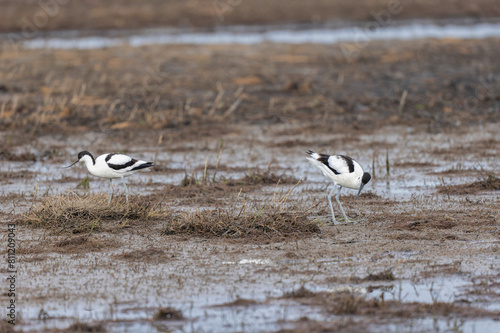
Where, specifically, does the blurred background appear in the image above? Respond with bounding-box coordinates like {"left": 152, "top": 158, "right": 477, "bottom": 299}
{"left": 1, "top": 0, "right": 499, "bottom": 136}
{"left": 1, "top": 0, "right": 500, "bottom": 32}
{"left": 2, "top": 2, "right": 500, "bottom": 333}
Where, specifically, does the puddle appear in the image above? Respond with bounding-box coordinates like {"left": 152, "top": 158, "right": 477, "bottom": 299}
{"left": 1, "top": 123, "right": 498, "bottom": 205}
{"left": 223, "top": 258, "right": 273, "bottom": 265}
{"left": 3, "top": 126, "right": 499, "bottom": 332}
{"left": 10, "top": 20, "right": 500, "bottom": 50}
{"left": 17, "top": 254, "right": 500, "bottom": 333}
{"left": 370, "top": 317, "right": 500, "bottom": 333}
{"left": 368, "top": 276, "right": 469, "bottom": 304}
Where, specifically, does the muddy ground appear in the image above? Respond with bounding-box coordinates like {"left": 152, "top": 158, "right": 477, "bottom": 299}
{"left": 1, "top": 0, "right": 500, "bottom": 33}
{"left": 0, "top": 3, "right": 499, "bottom": 333}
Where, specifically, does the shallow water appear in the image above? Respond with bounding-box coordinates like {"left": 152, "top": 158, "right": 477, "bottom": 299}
{"left": 14, "top": 20, "right": 500, "bottom": 50}
{"left": 3, "top": 123, "right": 499, "bottom": 332}
{"left": 18, "top": 253, "right": 500, "bottom": 333}
{"left": 0, "top": 123, "right": 498, "bottom": 203}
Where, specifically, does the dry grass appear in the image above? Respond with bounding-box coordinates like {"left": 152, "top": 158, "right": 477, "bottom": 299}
{"left": 62, "top": 322, "right": 106, "bottom": 332}
{"left": 2, "top": 39, "right": 500, "bottom": 138}
{"left": 363, "top": 269, "right": 395, "bottom": 281}
{"left": 2, "top": 0, "right": 499, "bottom": 33}
{"left": 54, "top": 235, "right": 121, "bottom": 253}
{"left": 19, "top": 194, "right": 171, "bottom": 233}
{"left": 163, "top": 205, "right": 320, "bottom": 239}
{"left": 114, "top": 247, "right": 171, "bottom": 263}
{"left": 152, "top": 307, "right": 184, "bottom": 321}
{"left": 162, "top": 179, "right": 321, "bottom": 239}
{"left": 283, "top": 286, "right": 317, "bottom": 299}
{"left": 226, "top": 170, "right": 299, "bottom": 186}
{"left": 438, "top": 174, "right": 500, "bottom": 195}
{"left": 212, "top": 298, "right": 259, "bottom": 307}
{"left": 327, "top": 291, "right": 369, "bottom": 315}
{"left": 0, "top": 320, "right": 15, "bottom": 333}
{"left": 390, "top": 214, "right": 458, "bottom": 231}
{"left": 18, "top": 183, "right": 321, "bottom": 239}
{"left": 0, "top": 148, "right": 36, "bottom": 162}
{"left": 180, "top": 167, "right": 298, "bottom": 187}
{"left": 287, "top": 288, "right": 500, "bottom": 319}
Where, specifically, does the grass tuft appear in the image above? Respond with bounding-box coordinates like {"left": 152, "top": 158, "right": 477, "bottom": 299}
{"left": 152, "top": 307, "right": 184, "bottom": 321}
{"left": 163, "top": 181, "right": 320, "bottom": 239}
{"left": 163, "top": 207, "right": 319, "bottom": 239}
{"left": 438, "top": 174, "right": 500, "bottom": 195}
{"left": 283, "top": 286, "right": 316, "bottom": 299}
{"left": 63, "top": 322, "right": 106, "bottom": 332}
{"left": 19, "top": 194, "right": 171, "bottom": 234}
{"left": 164, "top": 181, "right": 320, "bottom": 238}
{"left": 364, "top": 269, "right": 395, "bottom": 281}
{"left": 328, "top": 291, "right": 367, "bottom": 315}
{"left": 227, "top": 170, "right": 298, "bottom": 186}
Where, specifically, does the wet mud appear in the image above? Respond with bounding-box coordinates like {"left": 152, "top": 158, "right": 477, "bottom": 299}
{"left": 0, "top": 6, "right": 499, "bottom": 333}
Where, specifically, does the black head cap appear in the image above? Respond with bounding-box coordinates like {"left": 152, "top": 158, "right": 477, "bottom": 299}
{"left": 77, "top": 151, "right": 91, "bottom": 159}
{"left": 77, "top": 151, "right": 95, "bottom": 164}
{"left": 77, "top": 151, "right": 91, "bottom": 158}
{"left": 362, "top": 172, "right": 371, "bottom": 185}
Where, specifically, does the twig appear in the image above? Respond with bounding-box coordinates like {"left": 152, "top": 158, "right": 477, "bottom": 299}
{"left": 208, "top": 82, "right": 224, "bottom": 119}
{"left": 276, "top": 177, "right": 302, "bottom": 213}
{"left": 212, "top": 148, "right": 223, "bottom": 183}
{"left": 153, "top": 134, "right": 163, "bottom": 165}
{"left": 203, "top": 156, "right": 209, "bottom": 183}
{"left": 398, "top": 89, "right": 408, "bottom": 115}
{"left": 221, "top": 98, "right": 242, "bottom": 120}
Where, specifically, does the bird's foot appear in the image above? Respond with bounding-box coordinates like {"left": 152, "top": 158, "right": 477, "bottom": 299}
{"left": 316, "top": 215, "right": 358, "bottom": 225}
{"left": 336, "top": 216, "right": 358, "bottom": 224}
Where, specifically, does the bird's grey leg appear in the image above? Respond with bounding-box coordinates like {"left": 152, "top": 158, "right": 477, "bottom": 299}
{"left": 335, "top": 186, "right": 350, "bottom": 223}
{"left": 327, "top": 187, "right": 337, "bottom": 224}
{"left": 108, "top": 179, "right": 114, "bottom": 204}
{"left": 121, "top": 177, "right": 129, "bottom": 202}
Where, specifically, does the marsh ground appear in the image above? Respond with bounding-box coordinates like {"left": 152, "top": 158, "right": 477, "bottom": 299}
{"left": 0, "top": 1, "right": 499, "bottom": 332}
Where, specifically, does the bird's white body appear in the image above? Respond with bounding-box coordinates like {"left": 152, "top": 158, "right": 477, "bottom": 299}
{"left": 65, "top": 151, "right": 153, "bottom": 202}
{"left": 306, "top": 152, "right": 364, "bottom": 190}
{"left": 80, "top": 153, "right": 150, "bottom": 179}
{"left": 306, "top": 150, "right": 371, "bottom": 224}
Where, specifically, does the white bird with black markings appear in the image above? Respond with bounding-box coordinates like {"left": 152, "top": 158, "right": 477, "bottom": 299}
{"left": 306, "top": 150, "right": 371, "bottom": 224}
{"left": 65, "top": 151, "right": 153, "bottom": 203}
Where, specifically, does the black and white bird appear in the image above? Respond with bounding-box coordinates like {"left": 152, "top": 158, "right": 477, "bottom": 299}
{"left": 65, "top": 151, "right": 153, "bottom": 203}
{"left": 306, "top": 150, "right": 371, "bottom": 224}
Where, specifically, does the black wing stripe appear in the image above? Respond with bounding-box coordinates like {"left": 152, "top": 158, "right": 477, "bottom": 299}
{"left": 108, "top": 159, "right": 137, "bottom": 170}
{"left": 339, "top": 155, "right": 355, "bottom": 173}
{"left": 317, "top": 154, "right": 340, "bottom": 175}
{"left": 131, "top": 162, "right": 153, "bottom": 171}
{"left": 105, "top": 153, "right": 115, "bottom": 162}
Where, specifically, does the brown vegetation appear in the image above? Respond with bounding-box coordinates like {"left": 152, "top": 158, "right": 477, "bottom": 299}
{"left": 2, "top": 0, "right": 499, "bottom": 33}
{"left": 19, "top": 194, "right": 171, "bottom": 233}
{"left": 162, "top": 204, "right": 320, "bottom": 239}
{"left": 3, "top": 2, "right": 500, "bottom": 331}
{"left": 284, "top": 288, "right": 500, "bottom": 319}
{"left": 438, "top": 174, "right": 500, "bottom": 195}
{"left": 1, "top": 38, "right": 499, "bottom": 139}
{"left": 152, "top": 307, "right": 184, "bottom": 321}
{"left": 61, "top": 322, "right": 106, "bottom": 333}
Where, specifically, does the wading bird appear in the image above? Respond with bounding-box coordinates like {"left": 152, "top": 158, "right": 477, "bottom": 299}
{"left": 65, "top": 151, "right": 153, "bottom": 203}
{"left": 306, "top": 150, "right": 371, "bottom": 224}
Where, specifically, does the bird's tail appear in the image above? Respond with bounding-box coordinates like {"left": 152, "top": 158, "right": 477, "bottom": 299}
{"left": 306, "top": 150, "right": 320, "bottom": 160}
{"left": 131, "top": 161, "right": 154, "bottom": 171}
{"left": 306, "top": 150, "right": 336, "bottom": 181}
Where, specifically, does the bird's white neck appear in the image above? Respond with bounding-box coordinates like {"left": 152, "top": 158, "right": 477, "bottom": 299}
{"left": 80, "top": 155, "right": 95, "bottom": 171}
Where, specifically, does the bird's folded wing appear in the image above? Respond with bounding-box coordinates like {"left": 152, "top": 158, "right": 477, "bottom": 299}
{"left": 106, "top": 154, "right": 138, "bottom": 171}
{"left": 325, "top": 155, "right": 354, "bottom": 175}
